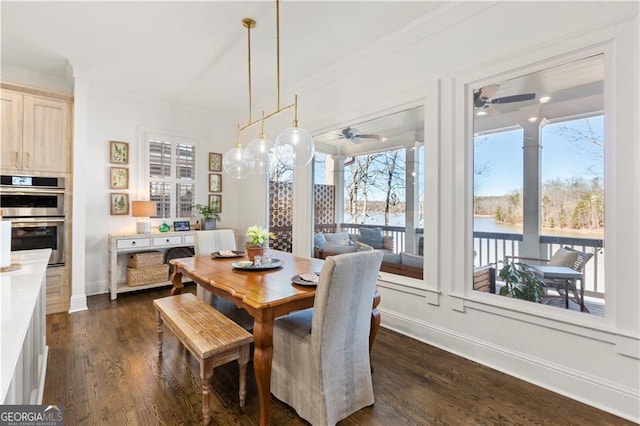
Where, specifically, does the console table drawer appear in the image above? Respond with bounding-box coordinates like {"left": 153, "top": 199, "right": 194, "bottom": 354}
{"left": 117, "top": 238, "right": 151, "bottom": 249}
{"left": 183, "top": 235, "right": 195, "bottom": 244}
{"left": 153, "top": 236, "right": 183, "bottom": 246}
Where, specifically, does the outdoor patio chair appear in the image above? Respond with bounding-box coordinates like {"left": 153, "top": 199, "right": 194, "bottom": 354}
{"left": 506, "top": 246, "right": 593, "bottom": 311}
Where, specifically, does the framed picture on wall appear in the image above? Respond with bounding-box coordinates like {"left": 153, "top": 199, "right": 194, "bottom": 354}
{"left": 110, "top": 167, "right": 129, "bottom": 189}
{"left": 209, "top": 152, "right": 222, "bottom": 172}
{"left": 209, "top": 173, "right": 222, "bottom": 192}
{"left": 110, "top": 193, "right": 129, "bottom": 215}
{"left": 209, "top": 194, "right": 222, "bottom": 213}
{"left": 110, "top": 140, "right": 129, "bottom": 164}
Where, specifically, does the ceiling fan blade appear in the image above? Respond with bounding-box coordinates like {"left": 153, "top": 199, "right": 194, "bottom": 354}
{"left": 491, "top": 93, "right": 536, "bottom": 104}
{"left": 486, "top": 106, "right": 500, "bottom": 117}
{"left": 356, "top": 134, "right": 379, "bottom": 139}
{"left": 479, "top": 84, "right": 500, "bottom": 100}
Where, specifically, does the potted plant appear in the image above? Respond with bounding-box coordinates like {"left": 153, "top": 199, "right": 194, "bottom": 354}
{"left": 498, "top": 261, "right": 544, "bottom": 303}
{"left": 245, "top": 226, "right": 276, "bottom": 261}
{"left": 192, "top": 204, "right": 220, "bottom": 230}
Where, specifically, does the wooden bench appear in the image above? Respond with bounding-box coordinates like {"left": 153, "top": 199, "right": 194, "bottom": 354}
{"left": 153, "top": 293, "right": 253, "bottom": 425}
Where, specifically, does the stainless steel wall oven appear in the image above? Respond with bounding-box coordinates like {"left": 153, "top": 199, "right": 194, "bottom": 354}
{"left": 1, "top": 175, "right": 66, "bottom": 266}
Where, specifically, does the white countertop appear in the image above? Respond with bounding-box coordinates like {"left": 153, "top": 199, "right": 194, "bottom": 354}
{"left": 0, "top": 249, "right": 50, "bottom": 402}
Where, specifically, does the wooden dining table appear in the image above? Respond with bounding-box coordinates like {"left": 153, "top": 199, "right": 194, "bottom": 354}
{"left": 168, "top": 250, "right": 381, "bottom": 426}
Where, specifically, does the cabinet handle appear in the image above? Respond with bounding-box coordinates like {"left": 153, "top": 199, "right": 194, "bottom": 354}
{"left": 165, "top": 238, "right": 170, "bottom": 243}
{"left": 26, "top": 152, "right": 31, "bottom": 169}
{"left": 131, "top": 241, "right": 136, "bottom": 245}
{"left": 15, "top": 151, "right": 19, "bottom": 168}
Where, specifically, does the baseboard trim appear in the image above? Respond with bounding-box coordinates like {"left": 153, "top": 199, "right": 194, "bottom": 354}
{"left": 68, "top": 294, "right": 88, "bottom": 313}
{"left": 379, "top": 308, "right": 640, "bottom": 423}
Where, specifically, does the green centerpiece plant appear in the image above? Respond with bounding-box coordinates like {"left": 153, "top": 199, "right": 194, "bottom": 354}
{"left": 245, "top": 226, "right": 276, "bottom": 261}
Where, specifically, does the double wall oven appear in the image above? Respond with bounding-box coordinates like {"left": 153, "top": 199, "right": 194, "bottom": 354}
{"left": 1, "top": 175, "right": 66, "bottom": 266}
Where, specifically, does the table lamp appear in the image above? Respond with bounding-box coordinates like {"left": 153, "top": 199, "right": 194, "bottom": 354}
{"left": 132, "top": 201, "right": 156, "bottom": 234}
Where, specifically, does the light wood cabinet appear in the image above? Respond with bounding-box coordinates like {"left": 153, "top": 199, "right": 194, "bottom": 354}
{"left": 46, "top": 266, "right": 70, "bottom": 314}
{"left": 1, "top": 89, "right": 71, "bottom": 174}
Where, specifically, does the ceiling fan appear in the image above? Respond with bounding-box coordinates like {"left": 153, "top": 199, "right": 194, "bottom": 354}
{"left": 339, "top": 126, "right": 380, "bottom": 144}
{"left": 474, "top": 84, "right": 536, "bottom": 116}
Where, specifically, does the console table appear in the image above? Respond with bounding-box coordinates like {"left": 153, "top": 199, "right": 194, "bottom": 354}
{"left": 108, "top": 231, "right": 195, "bottom": 300}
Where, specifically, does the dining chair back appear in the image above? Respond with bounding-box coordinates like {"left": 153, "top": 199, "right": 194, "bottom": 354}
{"left": 270, "top": 250, "right": 384, "bottom": 426}
{"left": 194, "top": 229, "right": 237, "bottom": 255}
{"left": 194, "top": 229, "right": 253, "bottom": 330}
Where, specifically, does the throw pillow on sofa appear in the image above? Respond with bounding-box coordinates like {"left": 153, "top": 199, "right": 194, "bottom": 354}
{"left": 323, "top": 242, "right": 358, "bottom": 254}
{"left": 313, "top": 233, "right": 326, "bottom": 249}
{"left": 401, "top": 252, "right": 424, "bottom": 269}
{"left": 324, "top": 231, "right": 351, "bottom": 246}
{"left": 382, "top": 235, "right": 394, "bottom": 251}
{"left": 359, "top": 227, "right": 384, "bottom": 249}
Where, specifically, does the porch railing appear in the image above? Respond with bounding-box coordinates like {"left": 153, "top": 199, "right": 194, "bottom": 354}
{"left": 304, "top": 223, "right": 605, "bottom": 299}
{"left": 474, "top": 231, "right": 605, "bottom": 298}
{"left": 338, "top": 223, "right": 424, "bottom": 254}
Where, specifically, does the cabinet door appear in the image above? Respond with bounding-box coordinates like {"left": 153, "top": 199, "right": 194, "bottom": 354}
{"left": 0, "top": 91, "right": 24, "bottom": 171}
{"left": 22, "top": 96, "right": 70, "bottom": 173}
{"left": 46, "top": 266, "right": 70, "bottom": 314}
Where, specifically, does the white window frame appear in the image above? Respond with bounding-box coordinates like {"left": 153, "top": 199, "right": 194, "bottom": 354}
{"left": 138, "top": 129, "right": 199, "bottom": 225}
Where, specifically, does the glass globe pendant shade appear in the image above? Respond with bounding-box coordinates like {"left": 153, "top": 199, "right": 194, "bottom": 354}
{"left": 246, "top": 136, "right": 274, "bottom": 175}
{"left": 274, "top": 126, "right": 315, "bottom": 168}
{"left": 223, "top": 145, "right": 255, "bottom": 179}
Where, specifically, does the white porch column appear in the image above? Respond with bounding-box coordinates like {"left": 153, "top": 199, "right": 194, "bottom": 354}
{"left": 520, "top": 120, "right": 543, "bottom": 258}
{"left": 331, "top": 154, "right": 345, "bottom": 231}
{"left": 405, "top": 146, "right": 419, "bottom": 253}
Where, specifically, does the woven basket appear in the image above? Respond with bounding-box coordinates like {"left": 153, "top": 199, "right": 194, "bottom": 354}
{"left": 126, "top": 264, "right": 169, "bottom": 287}
{"left": 128, "top": 251, "right": 164, "bottom": 269}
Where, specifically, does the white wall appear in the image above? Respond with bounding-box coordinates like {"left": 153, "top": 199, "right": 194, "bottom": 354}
{"left": 291, "top": 2, "right": 639, "bottom": 422}
{"left": 81, "top": 88, "right": 244, "bottom": 295}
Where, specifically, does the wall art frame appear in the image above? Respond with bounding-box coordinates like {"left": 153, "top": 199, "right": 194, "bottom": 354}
{"left": 110, "top": 140, "right": 129, "bottom": 164}
{"left": 209, "top": 194, "right": 222, "bottom": 213}
{"left": 209, "top": 173, "right": 222, "bottom": 192}
{"left": 209, "top": 152, "right": 222, "bottom": 172}
{"left": 110, "top": 193, "right": 129, "bottom": 215}
{"left": 110, "top": 167, "right": 129, "bottom": 189}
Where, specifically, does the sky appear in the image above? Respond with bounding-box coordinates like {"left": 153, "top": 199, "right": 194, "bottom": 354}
{"left": 474, "top": 116, "right": 604, "bottom": 197}
{"left": 312, "top": 116, "right": 603, "bottom": 200}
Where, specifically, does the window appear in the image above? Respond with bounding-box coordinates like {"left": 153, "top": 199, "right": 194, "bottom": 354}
{"left": 148, "top": 135, "right": 196, "bottom": 219}
{"left": 312, "top": 106, "right": 425, "bottom": 279}
{"left": 471, "top": 54, "right": 605, "bottom": 316}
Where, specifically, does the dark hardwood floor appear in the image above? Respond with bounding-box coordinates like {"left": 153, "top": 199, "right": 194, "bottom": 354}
{"left": 44, "top": 285, "right": 631, "bottom": 425}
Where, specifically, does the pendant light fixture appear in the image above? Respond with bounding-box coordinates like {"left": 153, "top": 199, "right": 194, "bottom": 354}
{"left": 247, "top": 111, "right": 274, "bottom": 175}
{"left": 223, "top": 124, "right": 255, "bottom": 180}
{"left": 223, "top": 0, "right": 314, "bottom": 179}
{"left": 223, "top": 18, "right": 257, "bottom": 180}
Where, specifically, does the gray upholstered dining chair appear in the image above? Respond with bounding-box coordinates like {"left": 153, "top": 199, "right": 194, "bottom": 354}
{"left": 193, "top": 229, "right": 253, "bottom": 330}
{"left": 270, "top": 250, "right": 384, "bottom": 426}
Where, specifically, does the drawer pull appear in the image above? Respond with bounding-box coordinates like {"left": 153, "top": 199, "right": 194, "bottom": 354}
{"left": 166, "top": 238, "right": 170, "bottom": 243}
{"left": 132, "top": 241, "right": 136, "bottom": 245}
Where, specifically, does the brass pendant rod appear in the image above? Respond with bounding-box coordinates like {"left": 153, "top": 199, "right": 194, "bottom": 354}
{"left": 242, "top": 18, "right": 256, "bottom": 124}
{"left": 260, "top": 111, "right": 266, "bottom": 139}
{"left": 276, "top": 0, "right": 281, "bottom": 110}
{"left": 238, "top": 101, "right": 295, "bottom": 132}
{"left": 292, "top": 94, "right": 299, "bottom": 127}
{"left": 236, "top": 123, "right": 242, "bottom": 147}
